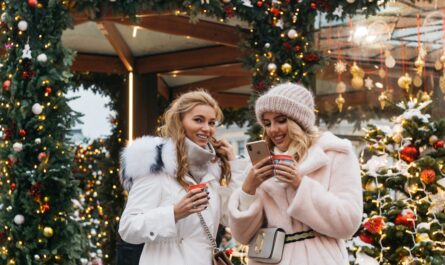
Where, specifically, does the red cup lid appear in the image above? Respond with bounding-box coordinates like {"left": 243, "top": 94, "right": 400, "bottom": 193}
{"left": 272, "top": 154, "right": 293, "bottom": 160}
{"left": 188, "top": 183, "right": 208, "bottom": 191}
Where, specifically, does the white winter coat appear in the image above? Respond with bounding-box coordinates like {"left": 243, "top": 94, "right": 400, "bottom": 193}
{"left": 119, "top": 136, "right": 246, "bottom": 265}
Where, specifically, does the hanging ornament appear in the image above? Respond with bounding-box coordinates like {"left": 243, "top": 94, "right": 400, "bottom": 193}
{"left": 395, "top": 209, "right": 416, "bottom": 229}
{"left": 384, "top": 49, "right": 396, "bottom": 68}
{"left": 200, "top": 0, "right": 210, "bottom": 4}
{"left": 336, "top": 81, "right": 346, "bottom": 94}
{"left": 435, "top": 59, "right": 443, "bottom": 71}
{"left": 222, "top": 0, "right": 231, "bottom": 3}
{"left": 378, "top": 92, "right": 388, "bottom": 110}
{"left": 350, "top": 62, "right": 364, "bottom": 89}
{"left": 281, "top": 63, "right": 292, "bottom": 74}
{"left": 28, "top": 0, "right": 38, "bottom": 7}
{"left": 275, "top": 19, "right": 283, "bottom": 29}
{"left": 3, "top": 80, "right": 11, "bottom": 91}
{"left": 416, "top": 233, "right": 431, "bottom": 243}
{"left": 400, "top": 145, "right": 419, "bottom": 163}
{"left": 38, "top": 152, "right": 47, "bottom": 161}
{"left": 365, "top": 181, "right": 377, "bottom": 192}
{"left": 358, "top": 232, "right": 373, "bottom": 244}
{"left": 34, "top": 255, "right": 40, "bottom": 261}
{"left": 420, "top": 168, "right": 436, "bottom": 184}
{"left": 434, "top": 140, "right": 444, "bottom": 149}
{"left": 35, "top": 138, "right": 41, "bottom": 144}
{"left": 378, "top": 68, "right": 386, "bottom": 79}
{"left": 37, "top": 53, "right": 47, "bottom": 63}
{"left": 334, "top": 60, "right": 347, "bottom": 74}
{"left": 32, "top": 103, "right": 43, "bottom": 115}
{"left": 413, "top": 75, "right": 422, "bottom": 87}
{"left": 44, "top": 86, "right": 52, "bottom": 95}
{"left": 256, "top": 1, "right": 263, "bottom": 7}
{"left": 40, "top": 203, "right": 50, "bottom": 213}
{"left": 12, "top": 142, "right": 23, "bottom": 152}
{"left": 414, "top": 56, "right": 425, "bottom": 76}
{"left": 264, "top": 43, "right": 270, "bottom": 49}
{"left": 429, "top": 135, "right": 438, "bottom": 145}
{"left": 420, "top": 91, "right": 430, "bottom": 102}
{"left": 346, "top": 0, "right": 356, "bottom": 3}
{"left": 18, "top": 20, "right": 28, "bottom": 31}
{"left": 397, "top": 73, "right": 412, "bottom": 92}
{"left": 43, "top": 227, "right": 54, "bottom": 237}
{"left": 14, "top": 214, "right": 25, "bottom": 225}
{"left": 310, "top": 2, "right": 317, "bottom": 10}
{"left": 392, "top": 133, "right": 402, "bottom": 144}
{"left": 363, "top": 216, "right": 384, "bottom": 234}
{"left": 270, "top": 7, "right": 280, "bottom": 17}
{"left": 10, "top": 183, "right": 17, "bottom": 191}
{"left": 267, "top": 63, "right": 277, "bottom": 73}
{"left": 364, "top": 77, "right": 374, "bottom": 90}
{"left": 21, "top": 44, "right": 32, "bottom": 59}
{"left": 287, "top": 29, "right": 298, "bottom": 39}
{"left": 19, "top": 129, "right": 26, "bottom": 137}
{"left": 335, "top": 94, "right": 345, "bottom": 112}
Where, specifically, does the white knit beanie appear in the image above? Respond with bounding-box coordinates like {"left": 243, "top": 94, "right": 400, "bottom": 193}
{"left": 255, "top": 82, "right": 316, "bottom": 132}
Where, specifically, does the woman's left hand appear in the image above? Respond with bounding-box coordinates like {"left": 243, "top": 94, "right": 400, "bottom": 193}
{"left": 213, "top": 139, "right": 236, "bottom": 161}
{"left": 274, "top": 162, "right": 301, "bottom": 189}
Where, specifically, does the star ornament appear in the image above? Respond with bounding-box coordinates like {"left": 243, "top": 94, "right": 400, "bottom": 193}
{"left": 334, "top": 60, "right": 347, "bottom": 74}
{"left": 365, "top": 77, "right": 374, "bottom": 90}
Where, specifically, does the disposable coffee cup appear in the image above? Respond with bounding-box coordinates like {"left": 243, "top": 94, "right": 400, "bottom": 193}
{"left": 188, "top": 183, "right": 208, "bottom": 193}
{"left": 272, "top": 154, "right": 294, "bottom": 181}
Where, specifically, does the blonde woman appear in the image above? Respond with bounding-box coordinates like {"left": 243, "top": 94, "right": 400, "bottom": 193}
{"left": 119, "top": 90, "right": 246, "bottom": 265}
{"left": 228, "top": 83, "right": 363, "bottom": 265}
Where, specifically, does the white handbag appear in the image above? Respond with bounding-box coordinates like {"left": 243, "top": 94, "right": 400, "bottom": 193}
{"left": 247, "top": 228, "right": 286, "bottom": 264}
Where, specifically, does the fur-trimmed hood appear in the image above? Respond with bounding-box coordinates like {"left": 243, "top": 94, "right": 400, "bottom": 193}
{"left": 120, "top": 136, "right": 177, "bottom": 190}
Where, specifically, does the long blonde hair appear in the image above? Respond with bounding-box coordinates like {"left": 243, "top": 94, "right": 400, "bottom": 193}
{"left": 263, "top": 119, "right": 319, "bottom": 162}
{"left": 159, "top": 90, "right": 231, "bottom": 189}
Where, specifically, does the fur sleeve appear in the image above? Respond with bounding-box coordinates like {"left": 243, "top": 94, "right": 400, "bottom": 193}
{"left": 120, "top": 136, "right": 177, "bottom": 191}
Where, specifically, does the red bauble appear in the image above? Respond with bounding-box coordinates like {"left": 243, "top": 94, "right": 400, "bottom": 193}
{"left": 363, "top": 216, "right": 384, "bottom": 234}
{"left": 2, "top": 128, "right": 11, "bottom": 140}
{"left": 359, "top": 232, "right": 374, "bottom": 244}
{"left": 303, "top": 52, "right": 319, "bottom": 63}
{"left": 28, "top": 0, "right": 38, "bottom": 7}
{"left": 224, "top": 7, "right": 235, "bottom": 17}
{"left": 420, "top": 168, "right": 436, "bottom": 184}
{"left": 10, "top": 183, "right": 16, "bottom": 191}
{"left": 395, "top": 210, "right": 416, "bottom": 229}
{"left": 294, "top": 45, "right": 302, "bottom": 53}
{"left": 400, "top": 145, "right": 419, "bottom": 163}
{"left": 282, "top": 42, "right": 292, "bottom": 50}
{"left": 45, "top": 86, "right": 52, "bottom": 95}
{"left": 225, "top": 248, "right": 233, "bottom": 256}
{"left": 253, "top": 81, "right": 267, "bottom": 92}
{"left": 270, "top": 7, "right": 280, "bottom": 17}
{"left": 19, "top": 129, "right": 26, "bottom": 137}
{"left": 22, "top": 71, "right": 30, "bottom": 80}
{"left": 2, "top": 80, "right": 11, "bottom": 91}
{"left": 256, "top": 1, "right": 263, "bottom": 7}
{"left": 41, "top": 203, "right": 50, "bottom": 213}
{"left": 38, "top": 152, "right": 47, "bottom": 161}
{"left": 310, "top": 2, "right": 317, "bottom": 10}
{"left": 434, "top": 140, "right": 444, "bottom": 149}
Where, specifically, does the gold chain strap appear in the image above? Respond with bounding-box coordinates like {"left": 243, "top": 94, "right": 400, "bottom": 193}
{"left": 197, "top": 212, "right": 218, "bottom": 251}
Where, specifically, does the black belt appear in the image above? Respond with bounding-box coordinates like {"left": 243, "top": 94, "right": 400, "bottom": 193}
{"left": 285, "top": 230, "right": 316, "bottom": 243}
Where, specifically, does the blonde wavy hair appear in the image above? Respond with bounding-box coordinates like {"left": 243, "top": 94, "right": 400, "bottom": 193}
{"left": 264, "top": 119, "right": 319, "bottom": 162}
{"left": 158, "top": 90, "right": 231, "bottom": 189}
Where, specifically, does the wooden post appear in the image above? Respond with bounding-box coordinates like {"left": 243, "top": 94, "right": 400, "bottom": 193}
{"left": 132, "top": 73, "right": 159, "bottom": 138}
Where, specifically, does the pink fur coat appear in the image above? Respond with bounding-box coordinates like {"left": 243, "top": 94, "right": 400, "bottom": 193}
{"left": 228, "top": 132, "right": 363, "bottom": 265}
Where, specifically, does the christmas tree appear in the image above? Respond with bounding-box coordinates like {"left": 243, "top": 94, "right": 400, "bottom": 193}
{"left": 0, "top": 1, "right": 87, "bottom": 263}
{"left": 351, "top": 92, "right": 445, "bottom": 264}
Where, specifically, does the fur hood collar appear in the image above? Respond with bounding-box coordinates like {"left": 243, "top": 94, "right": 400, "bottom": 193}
{"left": 120, "top": 136, "right": 177, "bottom": 190}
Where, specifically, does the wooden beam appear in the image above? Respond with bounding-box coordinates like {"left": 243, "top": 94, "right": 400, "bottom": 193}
{"left": 97, "top": 21, "right": 134, "bottom": 72}
{"left": 136, "top": 46, "right": 243, "bottom": 74}
{"left": 71, "top": 53, "right": 127, "bottom": 74}
{"left": 211, "top": 93, "right": 250, "bottom": 108}
{"left": 103, "top": 15, "right": 241, "bottom": 47}
{"left": 173, "top": 76, "right": 251, "bottom": 95}
{"left": 163, "top": 63, "right": 250, "bottom": 77}
{"left": 157, "top": 76, "right": 170, "bottom": 100}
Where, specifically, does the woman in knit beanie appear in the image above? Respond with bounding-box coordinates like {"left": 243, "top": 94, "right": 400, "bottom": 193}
{"left": 228, "top": 82, "right": 363, "bottom": 265}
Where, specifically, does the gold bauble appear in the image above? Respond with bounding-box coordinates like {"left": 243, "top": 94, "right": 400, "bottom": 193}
{"left": 429, "top": 135, "right": 438, "bottom": 145}
{"left": 420, "top": 92, "right": 431, "bottom": 102}
{"left": 281, "top": 63, "right": 292, "bottom": 75}
{"left": 440, "top": 76, "right": 445, "bottom": 93}
{"left": 378, "top": 68, "right": 386, "bottom": 78}
{"left": 440, "top": 54, "right": 445, "bottom": 63}
{"left": 392, "top": 133, "right": 402, "bottom": 144}
{"left": 265, "top": 52, "right": 273, "bottom": 59}
{"left": 413, "top": 75, "right": 422, "bottom": 87}
{"left": 43, "top": 227, "right": 54, "bottom": 238}
{"left": 416, "top": 233, "right": 430, "bottom": 243}
{"left": 351, "top": 76, "right": 363, "bottom": 89}
{"left": 350, "top": 62, "right": 364, "bottom": 78}
{"left": 7, "top": 259, "right": 15, "bottom": 265}
{"left": 336, "top": 81, "right": 346, "bottom": 94}
{"left": 365, "top": 181, "right": 377, "bottom": 192}
{"left": 335, "top": 94, "right": 345, "bottom": 112}
{"left": 378, "top": 92, "right": 387, "bottom": 110}
{"left": 397, "top": 73, "right": 412, "bottom": 91}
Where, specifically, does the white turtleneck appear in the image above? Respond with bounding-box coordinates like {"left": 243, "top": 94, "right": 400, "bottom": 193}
{"left": 184, "top": 137, "right": 216, "bottom": 184}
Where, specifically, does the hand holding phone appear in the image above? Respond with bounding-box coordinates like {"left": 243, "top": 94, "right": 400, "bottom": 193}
{"left": 246, "top": 140, "right": 271, "bottom": 165}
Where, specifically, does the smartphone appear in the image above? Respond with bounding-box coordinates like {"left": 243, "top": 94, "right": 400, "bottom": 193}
{"left": 246, "top": 140, "right": 271, "bottom": 165}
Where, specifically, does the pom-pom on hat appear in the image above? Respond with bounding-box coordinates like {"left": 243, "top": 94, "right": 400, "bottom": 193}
{"left": 255, "top": 82, "right": 316, "bottom": 132}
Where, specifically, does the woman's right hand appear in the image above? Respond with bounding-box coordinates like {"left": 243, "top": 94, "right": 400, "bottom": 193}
{"left": 242, "top": 156, "right": 274, "bottom": 195}
{"left": 174, "top": 188, "right": 209, "bottom": 222}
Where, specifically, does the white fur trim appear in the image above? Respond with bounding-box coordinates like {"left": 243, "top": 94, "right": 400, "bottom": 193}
{"left": 317, "top": 131, "right": 352, "bottom": 153}
{"left": 120, "top": 136, "right": 177, "bottom": 190}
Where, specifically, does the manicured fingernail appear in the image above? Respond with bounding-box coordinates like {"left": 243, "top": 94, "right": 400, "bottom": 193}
{"left": 207, "top": 196, "right": 210, "bottom": 200}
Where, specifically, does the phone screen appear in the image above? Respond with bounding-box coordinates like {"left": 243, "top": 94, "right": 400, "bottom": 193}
{"left": 246, "top": 140, "right": 271, "bottom": 165}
